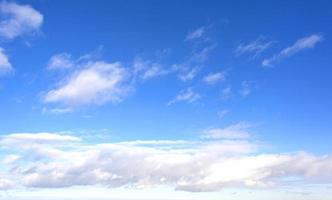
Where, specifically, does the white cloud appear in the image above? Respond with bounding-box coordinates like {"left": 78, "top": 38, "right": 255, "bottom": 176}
{"left": 186, "top": 27, "right": 206, "bottom": 41}
{"left": 1, "top": 132, "right": 332, "bottom": 192}
{"left": 43, "top": 61, "right": 130, "bottom": 108}
{"left": 0, "top": 2, "right": 43, "bottom": 39}
{"left": 201, "top": 122, "right": 252, "bottom": 139}
{"left": 177, "top": 66, "right": 200, "bottom": 82}
{"left": 47, "top": 53, "right": 74, "bottom": 70}
{"left": 262, "top": 34, "right": 323, "bottom": 67}
{"left": 235, "top": 37, "right": 274, "bottom": 57}
{"left": 203, "top": 72, "right": 225, "bottom": 85}
{"left": 133, "top": 57, "right": 169, "bottom": 80}
{"left": 168, "top": 88, "right": 200, "bottom": 105}
{"left": 0, "top": 47, "right": 12, "bottom": 73}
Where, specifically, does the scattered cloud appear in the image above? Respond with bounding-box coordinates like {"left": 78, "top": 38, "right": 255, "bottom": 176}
{"left": 262, "top": 34, "right": 323, "bottom": 67}
{"left": 221, "top": 86, "right": 233, "bottom": 100}
{"left": 132, "top": 57, "right": 169, "bottom": 81}
{"left": 201, "top": 122, "right": 252, "bottom": 139}
{"left": 43, "top": 60, "right": 131, "bottom": 108}
{"left": 177, "top": 65, "right": 201, "bottom": 82}
{"left": 235, "top": 37, "right": 274, "bottom": 57}
{"left": 0, "top": 2, "right": 43, "bottom": 40}
{"left": 47, "top": 53, "right": 75, "bottom": 70}
{"left": 186, "top": 26, "right": 206, "bottom": 41}
{"left": 168, "top": 88, "right": 200, "bottom": 105}
{"left": 239, "top": 81, "right": 252, "bottom": 97}
{"left": 0, "top": 47, "right": 12, "bottom": 73}
{"left": 217, "top": 109, "right": 229, "bottom": 118}
{"left": 203, "top": 72, "right": 226, "bottom": 85}
{"left": 1, "top": 132, "right": 332, "bottom": 192}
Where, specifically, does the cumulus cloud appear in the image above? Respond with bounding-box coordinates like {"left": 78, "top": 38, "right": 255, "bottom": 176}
{"left": 1, "top": 132, "right": 332, "bottom": 192}
{"left": 43, "top": 60, "right": 131, "bottom": 108}
{"left": 0, "top": 47, "right": 12, "bottom": 73}
{"left": 168, "top": 88, "right": 200, "bottom": 105}
{"left": 0, "top": 2, "right": 43, "bottom": 39}
{"left": 203, "top": 72, "right": 225, "bottom": 85}
{"left": 262, "top": 34, "right": 323, "bottom": 67}
{"left": 201, "top": 122, "right": 252, "bottom": 139}
{"left": 235, "top": 37, "right": 274, "bottom": 57}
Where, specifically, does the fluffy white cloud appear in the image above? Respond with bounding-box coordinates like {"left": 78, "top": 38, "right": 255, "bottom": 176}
{"left": 1, "top": 132, "right": 332, "bottom": 192}
{"left": 0, "top": 47, "right": 12, "bottom": 73}
{"left": 201, "top": 122, "right": 252, "bottom": 139}
{"left": 203, "top": 72, "right": 225, "bottom": 85}
{"left": 0, "top": 2, "right": 43, "bottom": 39}
{"left": 168, "top": 88, "right": 200, "bottom": 105}
{"left": 262, "top": 34, "right": 323, "bottom": 67}
{"left": 43, "top": 61, "right": 130, "bottom": 108}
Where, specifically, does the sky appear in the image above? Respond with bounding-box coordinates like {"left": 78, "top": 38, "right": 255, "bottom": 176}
{"left": 0, "top": 0, "right": 332, "bottom": 199}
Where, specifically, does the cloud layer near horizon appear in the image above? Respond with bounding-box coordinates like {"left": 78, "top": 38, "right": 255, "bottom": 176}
{"left": 1, "top": 132, "right": 332, "bottom": 192}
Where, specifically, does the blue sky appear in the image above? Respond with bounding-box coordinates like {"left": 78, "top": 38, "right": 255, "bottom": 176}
{"left": 0, "top": 1, "right": 332, "bottom": 199}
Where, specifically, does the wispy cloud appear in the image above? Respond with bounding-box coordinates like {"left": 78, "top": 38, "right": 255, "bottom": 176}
{"left": 47, "top": 53, "right": 75, "bottom": 70}
{"left": 221, "top": 86, "right": 233, "bottom": 100}
{"left": 201, "top": 122, "right": 252, "bottom": 139}
{"left": 0, "top": 47, "right": 12, "bottom": 73}
{"left": 0, "top": 2, "right": 43, "bottom": 40}
{"left": 185, "top": 26, "right": 206, "bottom": 41}
{"left": 203, "top": 72, "right": 226, "bottom": 85}
{"left": 239, "top": 81, "right": 252, "bottom": 97}
{"left": 132, "top": 57, "right": 169, "bottom": 81}
{"left": 168, "top": 88, "right": 200, "bottom": 105}
{"left": 235, "top": 37, "right": 274, "bottom": 57}
{"left": 217, "top": 109, "right": 229, "bottom": 118}
{"left": 262, "top": 34, "right": 323, "bottom": 67}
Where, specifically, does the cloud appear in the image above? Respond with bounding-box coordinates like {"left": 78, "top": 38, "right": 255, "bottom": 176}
{"left": 177, "top": 65, "right": 200, "bottom": 81}
{"left": 239, "top": 81, "right": 252, "bottom": 97}
{"left": 132, "top": 57, "right": 169, "bottom": 81}
{"left": 0, "top": 2, "right": 43, "bottom": 39}
{"left": 201, "top": 122, "right": 252, "bottom": 139}
{"left": 203, "top": 72, "right": 225, "bottom": 85}
{"left": 221, "top": 86, "right": 232, "bottom": 100}
{"left": 217, "top": 109, "right": 229, "bottom": 118}
{"left": 186, "top": 26, "right": 206, "bottom": 41}
{"left": 47, "top": 53, "right": 74, "bottom": 70}
{"left": 235, "top": 37, "right": 274, "bottom": 57}
{"left": 1, "top": 132, "right": 332, "bottom": 192}
{"left": 0, "top": 47, "right": 12, "bottom": 73}
{"left": 43, "top": 60, "right": 131, "bottom": 108}
{"left": 262, "top": 34, "right": 323, "bottom": 67}
{"left": 168, "top": 88, "right": 200, "bottom": 105}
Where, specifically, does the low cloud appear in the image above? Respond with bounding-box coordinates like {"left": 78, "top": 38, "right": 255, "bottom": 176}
{"left": 0, "top": 2, "right": 43, "bottom": 40}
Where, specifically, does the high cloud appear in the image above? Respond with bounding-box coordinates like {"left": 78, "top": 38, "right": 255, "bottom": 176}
{"left": 47, "top": 53, "right": 75, "bottom": 70}
{"left": 235, "top": 37, "right": 274, "bottom": 57}
{"left": 168, "top": 88, "right": 200, "bottom": 105}
{"left": 0, "top": 47, "right": 12, "bottom": 73}
{"left": 0, "top": 2, "right": 43, "bottom": 39}
{"left": 262, "top": 34, "right": 323, "bottom": 67}
{"left": 203, "top": 72, "right": 225, "bottom": 85}
{"left": 1, "top": 132, "right": 332, "bottom": 192}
